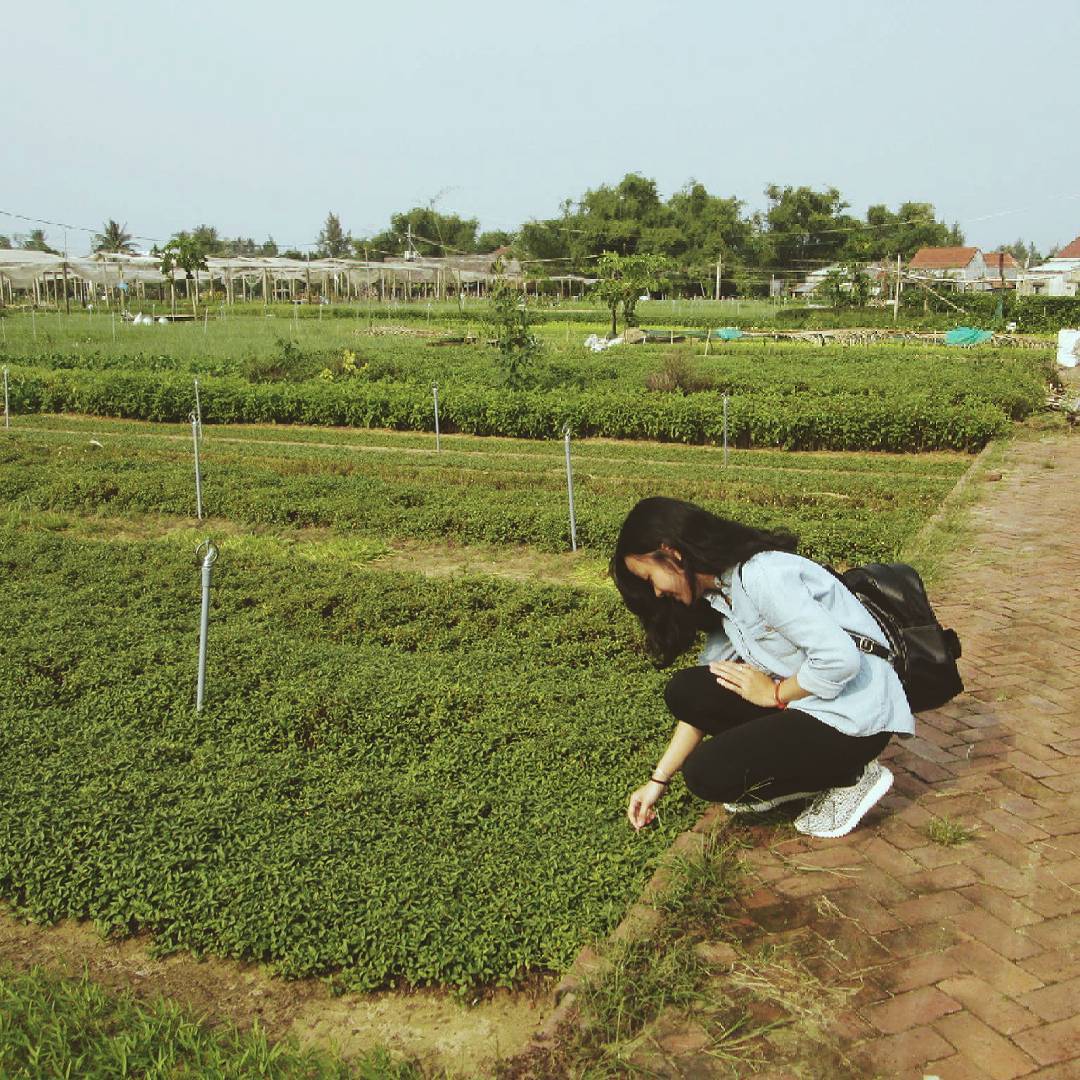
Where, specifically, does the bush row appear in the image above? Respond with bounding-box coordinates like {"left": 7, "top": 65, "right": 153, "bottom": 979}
{"left": 5, "top": 366, "right": 1012, "bottom": 451}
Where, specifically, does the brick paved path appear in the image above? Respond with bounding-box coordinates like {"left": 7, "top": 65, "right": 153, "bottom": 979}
{"left": 721, "top": 428, "right": 1080, "bottom": 1078}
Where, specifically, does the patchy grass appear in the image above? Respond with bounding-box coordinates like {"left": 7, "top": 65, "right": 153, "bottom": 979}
{"left": 926, "top": 816, "right": 976, "bottom": 847}
{"left": 0, "top": 964, "right": 420, "bottom": 1079}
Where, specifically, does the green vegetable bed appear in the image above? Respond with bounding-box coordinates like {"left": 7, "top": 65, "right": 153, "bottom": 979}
{"left": 1, "top": 418, "right": 969, "bottom": 566}
{"left": 0, "top": 528, "right": 697, "bottom": 990}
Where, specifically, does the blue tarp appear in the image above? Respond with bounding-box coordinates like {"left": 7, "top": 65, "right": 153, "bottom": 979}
{"left": 945, "top": 327, "right": 993, "bottom": 346}
{"left": 715, "top": 327, "right": 743, "bottom": 340}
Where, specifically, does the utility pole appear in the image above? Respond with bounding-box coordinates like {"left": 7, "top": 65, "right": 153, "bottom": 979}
{"left": 893, "top": 254, "right": 901, "bottom": 321}
{"left": 714, "top": 253, "right": 722, "bottom": 301}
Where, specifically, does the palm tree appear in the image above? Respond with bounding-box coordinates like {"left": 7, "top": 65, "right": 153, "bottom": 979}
{"left": 93, "top": 219, "right": 135, "bottom": 254}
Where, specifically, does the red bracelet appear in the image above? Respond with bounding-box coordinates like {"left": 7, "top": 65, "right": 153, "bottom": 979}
{"left": 774, "top": 679, "right": 788, "bottom": 710}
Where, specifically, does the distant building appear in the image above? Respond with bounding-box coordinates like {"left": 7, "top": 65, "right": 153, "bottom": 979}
{"left": 981, "top": 250, "right": 1021, "bottom": 286}
{"left": 1017, "top": 235, "right": 1080, "bottom": 297}
{"left": 907, "top": 246, "right": 988, "bottom": 290}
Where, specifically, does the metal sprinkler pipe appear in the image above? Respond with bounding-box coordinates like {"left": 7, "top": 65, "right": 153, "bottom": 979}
{"left": 195, "top": 539, "right": 219, "bottom": 712}
{"left": 563, "top": 424, "right": 578, "bottom": 552}
{"left": 191, "top": 412, "right": 204, "bottom": 520}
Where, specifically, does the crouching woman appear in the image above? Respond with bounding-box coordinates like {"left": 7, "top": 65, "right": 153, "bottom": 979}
{"left": 611, "top": 497, "right": 914, "bottom": 839}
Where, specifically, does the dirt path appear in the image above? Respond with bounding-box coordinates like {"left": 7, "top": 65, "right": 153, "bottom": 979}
{"left": 0, "top": 908, "right": 551, "bottom": 1075}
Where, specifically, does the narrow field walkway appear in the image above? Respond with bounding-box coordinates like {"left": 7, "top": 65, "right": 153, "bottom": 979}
{"left": 752, "top": 427, "right": 1079, "bottom": 1078}
{"left": 643, "top": 426, "right": 1079, "bottom": 1079}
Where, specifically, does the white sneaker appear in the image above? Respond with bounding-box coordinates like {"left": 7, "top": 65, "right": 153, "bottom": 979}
{"left": 793, "top": 762, "right": 894, "bottom": 838}
{"left": 723, "top": 789, "right": 818, "bottom": 814}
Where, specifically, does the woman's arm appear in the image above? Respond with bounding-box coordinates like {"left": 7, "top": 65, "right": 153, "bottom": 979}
{"left": 627, "top": 721, "right": 703, "bottom": 830}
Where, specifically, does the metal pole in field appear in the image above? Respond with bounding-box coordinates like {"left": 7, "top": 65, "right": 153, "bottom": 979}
{"left": 191, "top": 412, "right": 204, "bottom": 520}
{"left": 722, "top": 394, "right": 729, "bottom": 467}
{"left": 193, "top": 378, "right": 203, "bottom": 439}
{"left": 3, "top": 367, "right": 9, "bottom": 429}
{"left": 432, "top": 384, "right": 441, "bottom": 452}
{"left": 563, "top": 424, "right": 578, "bottom": 552}
{"left": 195, "top": 539, "right": 219, "bottom": 712}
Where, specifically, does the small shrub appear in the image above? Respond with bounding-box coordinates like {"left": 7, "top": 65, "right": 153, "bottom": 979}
{"left": 645, "top": 347, "right": 714, "bottom": 394}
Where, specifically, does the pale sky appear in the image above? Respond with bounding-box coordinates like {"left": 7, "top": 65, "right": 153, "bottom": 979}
{"left": 5, "top": 0, "right": 1079, "bottom": 256}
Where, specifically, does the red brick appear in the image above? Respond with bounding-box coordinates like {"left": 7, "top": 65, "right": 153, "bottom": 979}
{"left": 950, "top": 907, "right": 1042, "bottom": 960}
{"left": 1012, "top": 1013, "right": 1080, "bottom": 1067}
{"left": 947, "top": 940, "right": 1045, "bottom": 995}
{"left": 978, "top": 808, "right": 1052, "bottom": 843}
{"left": 897, "top": 862, "right": 982, "bottom": 893}
{"left": 1016, "top": 950, "right": 1080, "bottom": 987}
{"left": 877, "top": 922, "right": 962, "bottom": 959}
{"left": 890, "top": 890, "right": 975, "bottom": 926}
{"left": 1018, "top": 977, "right": 1080, "bottom": 1024}
{"left": 924, "top": 1053, "right": 1012, "bottom": 1080}
{"left": 1023, "top": 915, "right": 1080, "bottom": 953}
{"left": 958, "top": 884, "right": 1041, "bottom": 928}
{"left": 1023, "top": 882, "right": 1080, "bottom": 920}
{"left": 936, "top": 975, "right": 1041, "bottom": 1035}
{"left": 860, "top": 1024, "right": 955, "bottom": 1073}
{"left": 874, "top": 952, "right": 967, "bottom": 994}
{"left": 825, "top": 890, "right": 902, "bottom": 935}
{"left": 860, "top": 836, "right": 923, "bottom": 877}
{"left": 932, "top": 1011, "right": 1040, "bottom": 1079}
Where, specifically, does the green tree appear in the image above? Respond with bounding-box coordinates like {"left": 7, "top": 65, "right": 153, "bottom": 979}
{"left": 475, "top": 229, "right": 513, "bottom": 253}
{"left": 259, "top": 236, "right": 279, "bottom": 257}
{"left": 760, "top": 185, "right": 858, "bottom": 286}
{"left": 487, "top": 274, "right": 541, "bottom": 390}
{"left": 666, "top": 181, "right": 752, "bottom": 296}
{"left": 359, "top": 208, "right": 480, "bottom": 259}
{"left": 20, "top": 229, "right": 58, "bottom": 254}
{"left": 0, "top": 235, "right": 11, "bottom": 249}
{"left": 156, "top": 233, "right": 210, "bottom": 316}
{"left": 1003, "top": 238, "right": 1042, "bottom": 268}
{"left": 317, "top": 211, "right": 351, "bottom": 258}
{"left": 92, "top": 219, "right": 135, "bottom": 254}
{"left": 593, "top": 252, "right": 670, "bottom": 338}
{"left": 849, "top": 202, "right": 963, "bottom": 262}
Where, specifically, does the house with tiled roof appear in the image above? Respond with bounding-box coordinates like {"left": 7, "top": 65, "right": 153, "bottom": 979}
{"left": 982, "top": 250, "right": 1021, "bottom": 283}
{"left": 1017, "top": 234, "right": 1080, "bottom": 297}
{"left": 907, "top": 246, "right": 989, "bottom": 290}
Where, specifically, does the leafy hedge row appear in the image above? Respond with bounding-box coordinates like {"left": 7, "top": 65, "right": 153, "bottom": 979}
{"left": 1, "top": 430, "right": 966, "bottom": 564}
{"left": 0, "top": 528, "right": 698, "bottom": 990}
{"left": 4, "top": 365, "right": 1013, "bottom": 451}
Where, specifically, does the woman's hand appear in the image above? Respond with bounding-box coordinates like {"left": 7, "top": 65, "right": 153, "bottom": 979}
{"left": 709, "top": 660, "right": 777, "bottom": 707}
{"left": 627, "top": 780, "right": 665, "bottom": 830}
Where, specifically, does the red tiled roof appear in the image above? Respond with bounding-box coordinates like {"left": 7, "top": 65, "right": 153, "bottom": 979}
{"left": 1054, "top": 235, "right": 1080, "bottom": 259}
{"left": 984, "top": 251, "right": 1020, "bottom": 268}
{"left": 908, "top": 246, "right": 981, "bottom": 269}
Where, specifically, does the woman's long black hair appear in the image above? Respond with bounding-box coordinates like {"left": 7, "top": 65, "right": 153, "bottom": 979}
{"left": 611, "top": 497, "right": 798, "bottom": 667}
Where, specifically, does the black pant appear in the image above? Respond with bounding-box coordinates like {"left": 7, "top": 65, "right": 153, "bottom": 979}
{"left": 666, "top": 666, "right": 890, "bottom": 804}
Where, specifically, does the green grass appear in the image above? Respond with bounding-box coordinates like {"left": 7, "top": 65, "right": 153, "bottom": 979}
{"left": 926, "top": 817, "right": 976, "bottom": 846}
{"left": 0, "top": 964, "right": 417, "bottom": 1079}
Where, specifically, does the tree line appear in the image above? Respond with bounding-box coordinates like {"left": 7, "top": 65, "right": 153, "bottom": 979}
{"left": 2, "top": 172, "right": 1064, "bottom": 298}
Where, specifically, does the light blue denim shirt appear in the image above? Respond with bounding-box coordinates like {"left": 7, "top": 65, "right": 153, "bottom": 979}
{"left": 699, "top": 551, "right": 915, "bottom": 738}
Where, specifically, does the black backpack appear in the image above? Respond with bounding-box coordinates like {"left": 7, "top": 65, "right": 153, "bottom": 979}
{"left": 838, "top": 563, "right": 964, "bottom": 714}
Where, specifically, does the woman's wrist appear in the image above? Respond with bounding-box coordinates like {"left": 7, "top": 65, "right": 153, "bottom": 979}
{"left": 773, "top": 678, "right": 788, "bottom": 710}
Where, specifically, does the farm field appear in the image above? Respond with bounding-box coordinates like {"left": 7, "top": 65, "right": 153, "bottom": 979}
{"left": 0, "top": 304, "right": 1048, "bottom": 1070}
{"left": 0, "top": 310, "right": 1053, "bottom": 451}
